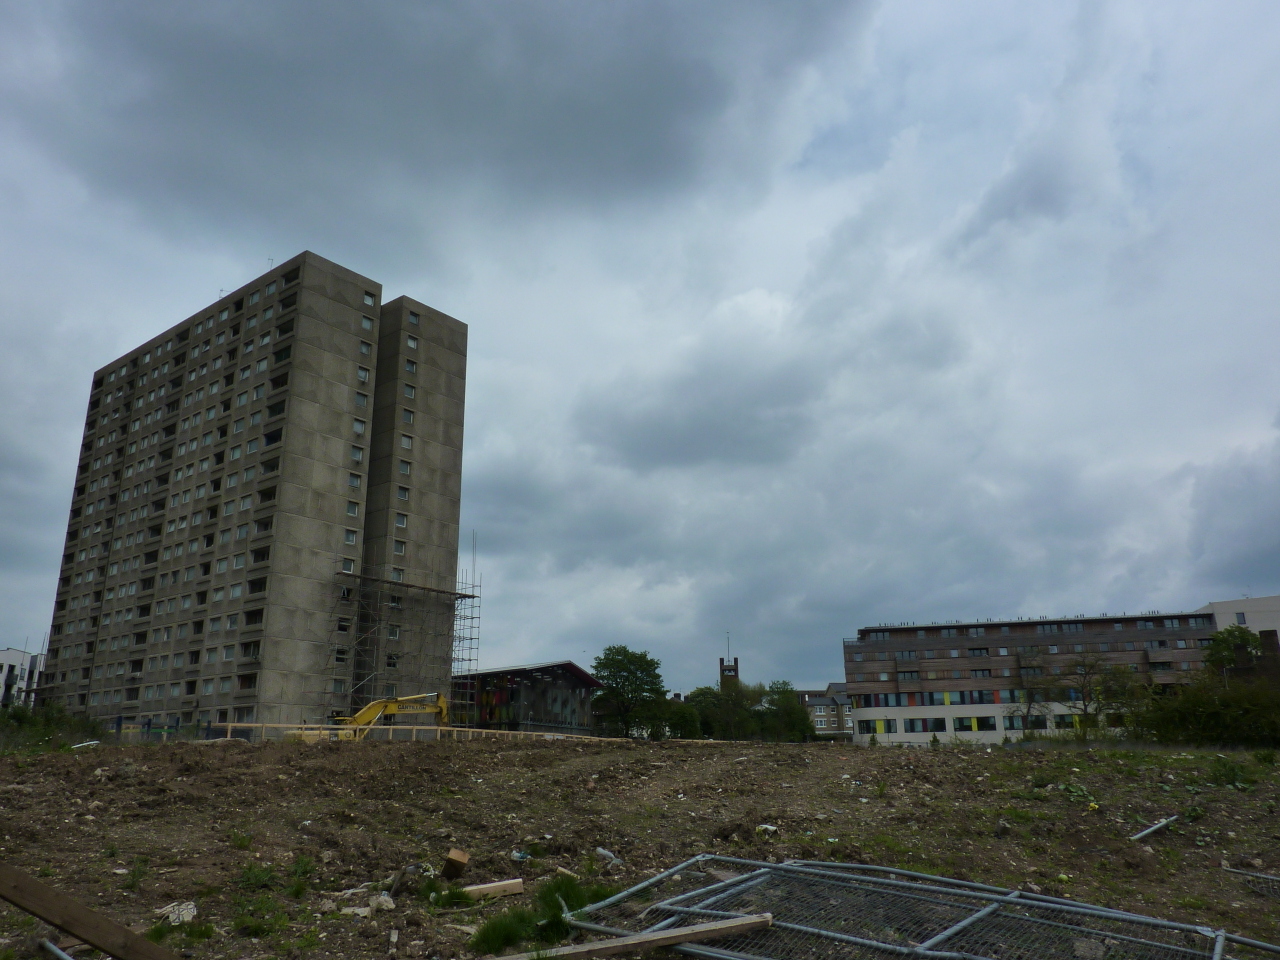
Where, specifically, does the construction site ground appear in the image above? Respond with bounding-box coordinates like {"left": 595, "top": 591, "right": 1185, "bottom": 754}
{"left": 2, "top": 737, "right": 1279, "bottom": 959}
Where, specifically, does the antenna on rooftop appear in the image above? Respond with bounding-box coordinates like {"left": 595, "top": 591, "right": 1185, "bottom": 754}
{"left": 268, "top": 258, "right": 275, "bottom": 269}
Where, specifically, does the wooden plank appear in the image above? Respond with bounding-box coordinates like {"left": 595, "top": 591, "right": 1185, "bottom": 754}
{"left": 463, "top": 878, "right": 524, "bottom": 900}
{"left": 0, "top": 862, "right": 180, "bottom": 960}
{"left": 497, "top": 913, "right": 772, "bottom": 960}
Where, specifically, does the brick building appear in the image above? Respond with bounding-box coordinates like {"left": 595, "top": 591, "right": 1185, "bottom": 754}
{"left": 843, "top": 607, "right": 1249, "bottom": 744}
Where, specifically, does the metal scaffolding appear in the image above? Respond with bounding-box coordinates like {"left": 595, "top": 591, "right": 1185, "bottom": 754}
{"left": 451, "top": 567, "right": 481, "bottom": 728}
{"left": 320, "top": 571, "right": 478, "bottom": 722}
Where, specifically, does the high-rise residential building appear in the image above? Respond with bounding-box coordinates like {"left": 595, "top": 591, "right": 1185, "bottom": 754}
{"left": 36, "top": 252, "right": 469, "bottom": 728}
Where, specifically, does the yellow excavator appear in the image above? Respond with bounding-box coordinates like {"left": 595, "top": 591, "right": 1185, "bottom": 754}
{"left": 287, "top": 692, "right": 449, "bottom": 742}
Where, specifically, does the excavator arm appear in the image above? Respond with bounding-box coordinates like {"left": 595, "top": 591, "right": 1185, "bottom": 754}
{"left": 336, "top": 692, "right": 449, "bottom": 738}
{"left": 287, "top": 692, "right": 448, "bottom": 742}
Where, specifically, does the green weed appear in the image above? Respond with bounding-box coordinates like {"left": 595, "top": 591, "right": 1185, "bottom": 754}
{"left": 181, "top": 922, "right": 215, "bottom": 943}
{"left": 237, "top": 863, "right": 279, "bottom": 891}
{"left": 284, "top": 856, "right": 315, "bottom": 898}
{"left": 231, "top": 894, "right": 290, "bottom": 937}
{"left": 1208, "top": 757, "right": 1251, "bottom": 790}
{"left": 470, "top": 875, "right": 617, "bottom": 954}
{"left": 229, "top": 830, "right": 253, "bottom": 850}
{"left": 138, "top": 919, "right": 214, "bottom": 952}
{"left": 471, "top": 908, "right": 538, "bottom": 954}
{"left": 122, "top": 858, "right": 148, "bottom": 891}
{"left": 102, "top": 844, "right": 118, "bottom": 859}
{"left": 416, "top": 876, "right": 472, "bottom": 908}
{"left": 873, "top": 833, "right": 912, "bottom": 856}
{"left": 1254, "top": 749, "right": 1276, "bottom": 766}
{"left": 533, "top": 874, "right": 618, "bottom": 939}
{"left": 280, "top": 927, "right": 321, "bottom": 953}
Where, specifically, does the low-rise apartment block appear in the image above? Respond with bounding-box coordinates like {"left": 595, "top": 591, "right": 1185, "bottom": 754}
{"left": 799, "top": 683, "right": 853, "bottom": 738}
{"left": 843, "top": 598, "right": 1276, "bottom": 744}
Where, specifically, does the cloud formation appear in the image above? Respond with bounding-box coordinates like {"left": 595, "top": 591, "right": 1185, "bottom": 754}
{"left": 1, "top": 1, "right": 1279, "bottom": 690}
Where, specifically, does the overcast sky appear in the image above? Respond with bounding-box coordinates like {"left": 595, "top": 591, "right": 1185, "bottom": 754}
{"left": 2, "top": 1, "right": 1279, "bottom": 691}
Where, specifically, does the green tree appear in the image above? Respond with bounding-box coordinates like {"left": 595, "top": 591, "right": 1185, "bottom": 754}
{"left": 1132, "top": 673, "right": 1280, "bottom": 747}
{"left": 1205, "top": 624, "right": 1264, "bottom": 681}
{"left": 591, "top": 645, "right": 667, "bottom": 738}
{"left": 1003, "top": 651, "right": 1053, "bottom": 738}
{"left": 665, "top": 700, "right": 703, "bottom": 739}
{"left": 1049, "top": 650, "right": 1144, "bottom": 741}
{"left": 684, "top": 683, "right": 760, "bottom": 740}
{"left": 757, "top": 681, "right": 815, "bottom": 742}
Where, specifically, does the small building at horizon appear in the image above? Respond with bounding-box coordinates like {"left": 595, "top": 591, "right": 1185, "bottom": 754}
{"left": 458, "top": 660, "right": 601, "bottom": 736}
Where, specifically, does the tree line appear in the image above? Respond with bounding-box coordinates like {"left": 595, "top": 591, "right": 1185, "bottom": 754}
{"left": 589, "top": 645, "right": 815, "bottom": 741}
{"left": 588, "top": 623, "right": 1280, "bottom": 748}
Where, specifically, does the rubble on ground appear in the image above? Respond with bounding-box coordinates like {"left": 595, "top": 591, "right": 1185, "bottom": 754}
{"left": 1, "top": 738, "right": 1278, "bottom": 957}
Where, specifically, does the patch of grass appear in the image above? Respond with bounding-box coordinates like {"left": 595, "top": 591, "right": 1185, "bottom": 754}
{"left": 471, "top": 908, "right": 538, "bottom": 955}
{"left": 181, "top": 922, "right": 215, "bottom": 943}
{"left": 284, "top": 855, "right": 315, "bottom": 898}
{"left": 1208, "top": 756, "right": 1251, "bottom": 789}
{"left": 146, "top": 918, "right": 216, "bottom": 949}
{"left": 470, "top": 875, "right": 618, "bottom": 954}
{"left": 279, "top": 927, "right": 321, "bottom": 953}
{"left": 1176, "top": 895, "right": 1211, "bottom": 910}
{"left": 1007, "top": 789, "right": 1049, "bottom": 803}
{"left": 36, "top": 867, "right": 53, "bottom": 878}
{"left": 102, "top": 844, "right": 118, "bottom": 859}
{"left": 0, "top": 703, "right": 103, "bottom": 756}
{"left": 415, "top": 876, "right": 472, "bottom": 908}
{"left": 229, "top": 830, "right": 254, "bottom": 850}
{"left": 873, "top": 833, "right": 911, "bottom": 856}
{"left": 231, "top": 894, "right": 290, "bottom": 937}
{"left": 122, "top": 857, "right": 148, "bottom": 891}
{"left": 534, "top": 874, "right": 618, "bottom": 939}
{"left": 1254, "top": 749, "right": 1276, "bottom": 766}
{"left": 237, "top": 863, "right": 279, "bottom": 891}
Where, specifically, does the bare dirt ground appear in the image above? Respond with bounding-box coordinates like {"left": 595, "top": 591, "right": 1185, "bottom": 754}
{"left": 1, "top": 737, "right": 1279, "bottom": 959}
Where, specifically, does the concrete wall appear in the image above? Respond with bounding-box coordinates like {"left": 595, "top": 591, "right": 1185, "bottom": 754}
{"left": 37, "top": 252, "right": 466, "bottom": 729}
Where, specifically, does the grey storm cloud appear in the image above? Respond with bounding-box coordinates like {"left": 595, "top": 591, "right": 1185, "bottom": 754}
{"left": 0, "top": 0, "right": 868, "bottom": 260}
{"left": 2, "top": 1, "right": 1280, "bottom": 690}
{"left": 576, "top": 347, "right": 822, "bottom": 469}
{"left": 1189, "top": 432, "right": 1280, "bottom": 597}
